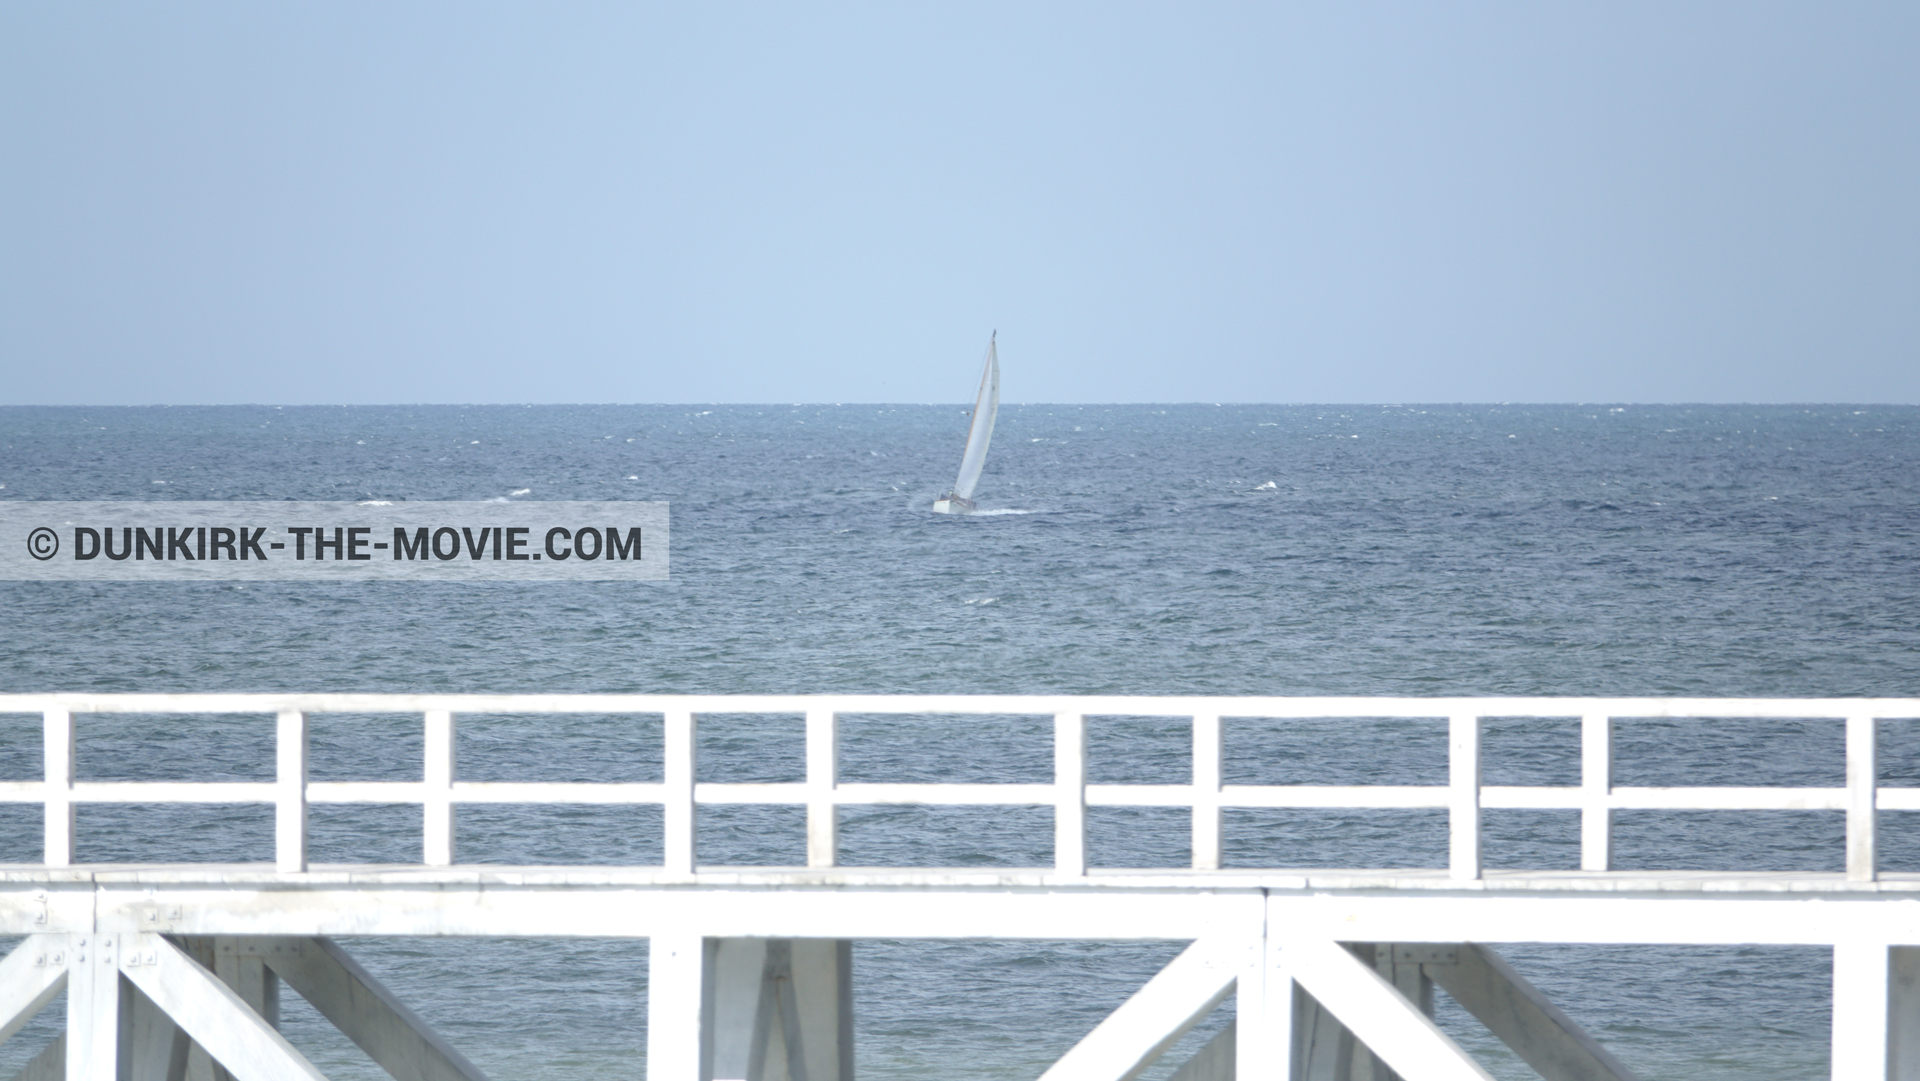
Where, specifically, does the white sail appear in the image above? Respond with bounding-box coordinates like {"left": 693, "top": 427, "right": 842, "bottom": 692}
{"left": 950, "top": 335, "right": 999, "bottom": 500}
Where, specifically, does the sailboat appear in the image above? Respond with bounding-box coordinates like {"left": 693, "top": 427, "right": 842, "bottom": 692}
{"left": 932, "top": 333, "right": 1000, "bottom": 514}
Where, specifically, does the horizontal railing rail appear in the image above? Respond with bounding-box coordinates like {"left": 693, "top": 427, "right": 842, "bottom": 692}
{"left": 0, "top": 695, "right": 1915, "bottom": 881}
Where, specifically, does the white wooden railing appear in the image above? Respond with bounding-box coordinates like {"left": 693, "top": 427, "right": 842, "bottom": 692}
{"left": 0, "top": 695, "right": 1914, "bottom": 881}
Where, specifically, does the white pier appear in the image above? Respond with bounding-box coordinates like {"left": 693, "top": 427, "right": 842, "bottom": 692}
{"left": 0, "top": 694, "right": 1916, "bottom": 1080}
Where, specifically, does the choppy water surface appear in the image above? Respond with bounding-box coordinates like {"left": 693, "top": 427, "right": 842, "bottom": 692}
{"left": 1, "top": 403, "right": 1917, "bottom": 1078}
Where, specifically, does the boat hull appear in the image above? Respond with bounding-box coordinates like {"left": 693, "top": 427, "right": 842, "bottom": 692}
{"left": 932, "top": 495, "right": 976, "bottom": 515}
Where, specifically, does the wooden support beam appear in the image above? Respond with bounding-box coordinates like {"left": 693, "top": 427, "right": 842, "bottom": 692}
{"left": 1833, "top": 941, "right": 1891, "bottom": 1081}
{"left": 1423, "top": 944, "right": 1638, "bottom": 1081}
{"left": 66, "top": 934, "right": 123, "bottom": 1081}
{"left": 0, "top": 937, "right": 69, "bottom": 1047}
{"left": 117, "top": 934, "right": 329, "bottom": 1081}
{"left": 647, "top": 934, "right": 708, "bottom": 1081}
{"left": 1282, "top": 937, "right": 1494, "bottom": 1081}
{"left": 250, "top": 937, "right": 488, "bottom": 1081}
{"left": 1039, "top": 938, "right": 1240, "bottom": 1081}
{"left": 1236, "top": 927, "right": 1293, "bottom": 1081}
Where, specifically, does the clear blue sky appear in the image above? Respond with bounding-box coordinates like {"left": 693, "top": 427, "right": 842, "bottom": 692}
{"left": 4, "top": 3, "right": 1916, "bottom": 405}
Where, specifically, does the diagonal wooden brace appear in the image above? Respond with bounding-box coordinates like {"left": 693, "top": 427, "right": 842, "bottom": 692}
{"left": 1424, "top": 944, "right": 1640, "bottom": 1081}
{"left": 1039, "top": 937, "right": 1244, "bottom": 1081}
{"left": 0, "top": 936, "right": 68, "bottom": 1048}
{"left": 249, "top": 937, "right": 489, "bottom": 1081}
{"left": 116, "top": 934, "right": 328, "bottom": 1081}
{"left": 1281, "top": 937, "right": 1495, "bottom": 1081}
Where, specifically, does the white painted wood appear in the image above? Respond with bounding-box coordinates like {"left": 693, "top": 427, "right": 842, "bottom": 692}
{"left": 1236, "top": 928, "right": 1292, "bottom": 1081}
{"left": 806, "top": 710, "right": 838, "bottom": 869}
{"left": 1892, "top": 946, "right": 1920, "bottom": 1081}
{"left": 13, "top": 694, "right": 1920, "bottom": 884}
{"left": 255, "top": 937, "right": 489, "bottom": 1081}
{"left": 1580, "top": 714, "right": 1611, "bottom": 872}
{"left": 1167, "top": 1022, "right": 1233, "bottom": 1081}
{"left": 1039, "top": 937, "right": 1241, "bottom": 1081}
{"left": 42, "top": 711, "right": 73, "bottom": 867}
{"left": 12, "top": 1035, "right": 63, "bottom": 1081}
{"left": 1191, "top": 713, "right": 1223, "bottom": 871}
{"left": 423, "top": 710, "right": 455, "bottom": 867}
{"left": 1281, "top": 936, "right": 1494, "bottom": 1081}
{"left": 1056, "top": 713, "right": 1087, "bottom": 877}
{"left": 1847, "top": 715, "right": 1877, "bottom": 883}
{"left": 664, "top": 710, "right": 696, "bottom": 874}
{"left": 1832, "top": 941, "right": 1890, "bottom": 1081}
{"left": 53, "top": 879, "right": 1920, "bottom": 946}
{"left": 275, "top": 712, "right": 306, "bottom": 875}
{"left": 1449, "top": 715, "right": 1480, "bottom": 882}
{"left": 65, "top": 933, "right": 121, "bottom": 1081}
{"left": 648, "top": 934, "right": 708, "bottom": 1081}
{"left": 117, "top": 934, "right": 328, "bottom": 1081}
{"left": 1423, "top": 943, "right": 1639, "bottom": 1081}
{"left": 0, "top": 936, "right": 69, "bottom": 1046}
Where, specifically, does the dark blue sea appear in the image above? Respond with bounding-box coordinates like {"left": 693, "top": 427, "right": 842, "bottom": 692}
{"left": 2, "top": 403, "right": 1918, "bottom": 1078}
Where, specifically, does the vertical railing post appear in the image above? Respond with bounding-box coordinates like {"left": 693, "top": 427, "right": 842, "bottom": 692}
{"left": 1448, "top": 713, "right": 1481, "bottom": 881}
{"left": 664, "top": 709, "right": 696, "bottom": 875}
{"left": 1580, "top": 713, "right": 1612, "bottom": 872}
{"left": 275, "top": 709, "right": 308, "bottom": 873}
{"left": 1055, "top": 712, "right": 1087, "bottom": 877}
{"left": 806, "top": 708, "right": 838, "bottom": 868}
{"left": 1847, "top": 714, "right": 1878, "bottom": 883}
{"left": 1191, "top": 712, "right": 1223, "bottom": 870}
{"left": 43, "top": 709, "right": 74, "bottom": 867}
{"left": 423, "top": 710, "right": 455, "bottom": 866}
